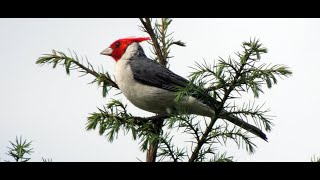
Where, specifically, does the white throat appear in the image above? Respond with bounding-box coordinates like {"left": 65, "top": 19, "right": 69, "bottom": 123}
{"left": 120, "top": 42, "right": 139, "bottom": 60}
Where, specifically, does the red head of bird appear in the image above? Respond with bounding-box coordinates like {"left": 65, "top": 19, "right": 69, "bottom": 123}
{"left": 100, "top": 37, "right": 150, "bottom": 61}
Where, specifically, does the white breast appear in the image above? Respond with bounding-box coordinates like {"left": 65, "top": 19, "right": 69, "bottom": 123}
{"left": 115, "top": 59, "right": 176, "bottom": 114}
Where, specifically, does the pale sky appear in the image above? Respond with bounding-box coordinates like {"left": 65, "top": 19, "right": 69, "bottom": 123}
{"left": 0, "top": 18, "right": 319, "bottom": 162}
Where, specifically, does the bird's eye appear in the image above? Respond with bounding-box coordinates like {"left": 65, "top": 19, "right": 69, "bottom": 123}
{"left": 115, "top": 42, "right": 120, "bottom": 48}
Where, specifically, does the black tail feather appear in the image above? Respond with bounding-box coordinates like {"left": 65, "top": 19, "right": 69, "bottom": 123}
{"left": 224, "top": 114, "right": 268, "bottom": 141}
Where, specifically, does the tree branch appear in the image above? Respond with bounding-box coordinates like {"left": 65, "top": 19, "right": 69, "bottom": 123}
{"left": 189, "top": 47, "right": 254, "bottom": 162}
{"left": 139, "top": 18, "right": 167, "bottom": 66}
{"left": 159, "top": 137, "right": 178, "bottom": 162}
{"left": 72, "top": 60, "right": 119, "bottom": 89}
{"left": 182, "top": 119, "right": 201, "bottom": 142}
{"left": 36, "top": 50, "right": 119, "bottom": 90}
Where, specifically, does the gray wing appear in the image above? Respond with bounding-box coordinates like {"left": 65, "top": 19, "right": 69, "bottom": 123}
{"left": 129, "top": 57, "right": 189, "bottom": 92}
{"left": 130, "top": 56, "right": 219, "bottom": 108}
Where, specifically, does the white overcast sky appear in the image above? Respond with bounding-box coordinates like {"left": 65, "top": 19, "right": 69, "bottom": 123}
{"left": 0, "top": 18, "right": 319, "bottom": 162}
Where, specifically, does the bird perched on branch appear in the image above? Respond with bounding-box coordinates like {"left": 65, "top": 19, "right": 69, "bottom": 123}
{"left": 100, "top": 37, "right": 267, "bottom": 141}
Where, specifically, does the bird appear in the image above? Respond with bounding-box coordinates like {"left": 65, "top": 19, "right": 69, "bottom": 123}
{"left": 100, "top": 36, "right": 267, "bottom": 141}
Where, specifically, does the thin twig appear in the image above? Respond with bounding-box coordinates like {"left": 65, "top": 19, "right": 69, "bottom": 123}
{"left": 71, "top": 60, "right": 119, "bottom": 89}
{"left": 159, "top": 137, "right": 178, "bottom": 162}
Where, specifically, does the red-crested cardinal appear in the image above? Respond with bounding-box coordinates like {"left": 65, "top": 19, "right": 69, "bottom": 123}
{"left": 100, "top": 37, "right": 267, "bottom": 141}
